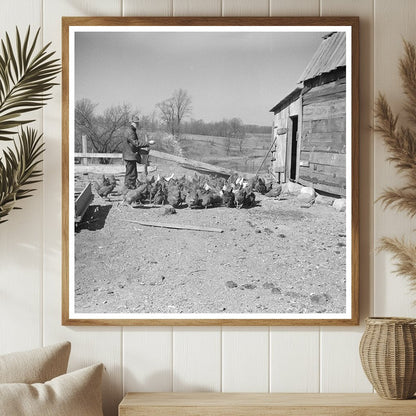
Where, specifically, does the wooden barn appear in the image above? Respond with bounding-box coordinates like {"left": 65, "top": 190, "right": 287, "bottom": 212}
{"left": 270, "top": 32, "right": 347, "bottom": 196}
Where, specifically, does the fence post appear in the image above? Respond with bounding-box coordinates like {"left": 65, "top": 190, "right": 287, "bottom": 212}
{"left": 81, "top": 135, "right": 88, "bottom": 165}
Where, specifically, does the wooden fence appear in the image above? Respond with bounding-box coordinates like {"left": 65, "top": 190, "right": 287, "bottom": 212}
{"left": 74, "top": 149, "right": 253, "bottom": 178}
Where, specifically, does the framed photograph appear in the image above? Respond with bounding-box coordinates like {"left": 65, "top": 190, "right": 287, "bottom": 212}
{"left": 62, "top": 17, "right": 359, "bottom": 325}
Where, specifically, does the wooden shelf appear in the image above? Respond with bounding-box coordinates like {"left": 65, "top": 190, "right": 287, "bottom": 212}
{"left": 119, "top": 392, "right": 416, "bottom": 415}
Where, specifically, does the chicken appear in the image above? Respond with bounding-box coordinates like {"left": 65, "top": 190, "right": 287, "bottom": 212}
{"left": 199, "top": 190, "right": 222, "bottom": 209}
{"left": 187, "top": 188, "right": 202, "bottom": 209}
{"left": 107, "top": 174, "right": 117, "bottom": 186}
{"left": 265, "top": 185, "right": 282, "bottom": 198}
{"left": 203, "top": 182, "right": 212, "bottom": 191}
{"left": 93, "top": 175, "right": 117, "bottom": 199}
{"left": 248, "top": 176, "right": 257, "bottom": 189}
{"left": 152, "top": 183, "right": 168, "bottom": 205}
{"left": 215, "top": 177, "right": 226, "bottom": 190}
{"left": 98, "top": 183, "right": 116, "bottom": 198}
{"left": 226, "top": 172, "right": 236, "bottom": 183}
{"left": 123, "top": 183, "right": 148, "bottom": 205}
{"left": 265, "top": 180, "right": 273, "bottom": 193}
{"left": 234, "top": 188, "right": 246, "bottom": 209}
{"left": 149, "top": 181, "right": 161, "bottom": 202}
{"left": 254, "top": 177, "right": 267, "bottom": 194}
{"left": 114, "top": 172, "right": 263, "bottom": 208}
{"left": 221, "top": 188, "right": 235, "bottom": 208}
{"left": 101, "top": 174, "right": 110, "bottom": 187}
{"left": 167, "top": 184, "right": 184, "bottom": 208}
{"left": 92, "top": 181, "right": 101, "bottom": 193}
{"left": 200, "top": 191, "right": 213, "bottom": 209}
{"left": 244, "top": 190, "right": 256, "bottom": 208}
{"left": 234, "top": 186, "right": 256, "bottom": 209}
{"left": 116, "top": 184, "right": 130, "bottom": 197}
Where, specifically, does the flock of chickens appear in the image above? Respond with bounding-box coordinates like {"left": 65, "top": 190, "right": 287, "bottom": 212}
{"left": 93, "top": 172, "right": 276, "bottom": 209}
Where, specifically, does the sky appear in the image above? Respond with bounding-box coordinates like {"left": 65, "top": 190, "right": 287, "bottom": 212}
{"left": 74, "top": 30, "right": 326, "bottom": 126}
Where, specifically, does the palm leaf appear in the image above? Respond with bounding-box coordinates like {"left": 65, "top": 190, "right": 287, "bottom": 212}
{"left": 0, "top": 27, "right": 61, "bottom": 141}
{"left": 0, "top": 127, "right": 45, "bottom": 222}
{"left": 0, "top": 26, "right": 59, "bottom": 224}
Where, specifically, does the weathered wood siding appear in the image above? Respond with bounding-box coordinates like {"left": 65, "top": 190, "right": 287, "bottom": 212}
{"left": 272, "top": 98, "right": 301, "bottom": 180}
{"left": 298, "top": 77, "right": 346, "bottom": 196}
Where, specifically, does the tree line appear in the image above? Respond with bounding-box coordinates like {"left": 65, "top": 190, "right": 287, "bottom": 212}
{"left": 181, "top": 119, "right": 270, "bottom": 137}
{"left": 75, "top": 88, "right": 270, "bottom": 156}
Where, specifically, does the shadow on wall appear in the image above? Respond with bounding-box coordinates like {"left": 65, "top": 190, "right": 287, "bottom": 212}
{"left": 68, "top": 0, "right": 114, "bottom": 14}
{"left": 123, "top": 368, "right": 216, "bottom": 394}
{"left": 102, "top": 364, "right": 123, "bottom": 416}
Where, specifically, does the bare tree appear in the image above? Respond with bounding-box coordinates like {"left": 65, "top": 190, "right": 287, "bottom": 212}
{"left": 75, "top": 99, "right": 133, "bottom": 162}
{"left": 140, "top": 110, "right": 160, "bottom": 132}
{"left": 157, "top": 89, "right": 192, "bottom": 140}
{"left": 74, "top": 98, "right": 97, "bottom": 151}
{"left": 157, "top": 98, "right": 176, "bottom": 137}
{"left": 229, "top": 117, "right": 246, "bottom": 153}
{"left": 173, "top": 88, "right": 192, "bottom": 138}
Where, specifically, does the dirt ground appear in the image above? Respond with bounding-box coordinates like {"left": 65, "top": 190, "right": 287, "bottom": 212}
{"left": 74, "top": 164, "right": 346, "bottom": 315}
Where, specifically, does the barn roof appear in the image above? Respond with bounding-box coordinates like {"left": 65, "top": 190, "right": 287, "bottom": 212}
{"left": 270, "top": 31, "right": 346, "bottom": 113}
{"left": 269, "top": 86, "right": 302, "bottom": 113}
{"left": 297, "top": 31, "right": 346, "bottom": 83}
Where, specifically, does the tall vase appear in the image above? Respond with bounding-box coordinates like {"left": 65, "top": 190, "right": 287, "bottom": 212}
{"left": 359, "top": 317, "right": 416, "bottom": 399}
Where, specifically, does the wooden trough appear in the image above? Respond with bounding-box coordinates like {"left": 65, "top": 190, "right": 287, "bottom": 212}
{"left": 74, "top": 182, "right": 94, "bottom": 223}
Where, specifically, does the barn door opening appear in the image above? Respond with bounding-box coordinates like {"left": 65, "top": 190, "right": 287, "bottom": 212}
{"left": 289, "top": 115, "right": 298, "bottom": 181}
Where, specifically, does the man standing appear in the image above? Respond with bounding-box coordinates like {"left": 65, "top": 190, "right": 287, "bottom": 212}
{"left": 123, "top": 117, "right": 151, "bottom": 189}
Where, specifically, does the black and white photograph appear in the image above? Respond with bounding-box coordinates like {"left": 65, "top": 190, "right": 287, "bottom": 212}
{"left": 64, "top": 19, "right": 358, "bottom": 324}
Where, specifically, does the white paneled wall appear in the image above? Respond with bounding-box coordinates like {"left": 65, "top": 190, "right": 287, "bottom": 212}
{"left": 123, "top": 327, "right": 173, "bottom": 393}
{"left": 222, "top": 327, "right": 269, "bottom": 392}
{"left": 319, "top": 0, "right": 375, "bottom": 393}
{"left": 124, "top": 0, "right": 172, "bottom": 16}
{"left": 270, "top": 0, "right": 319, "bottom": 16}
{"left": 0, "top": 0, "right": 43, "bottom": 355}
{"left": 270, "top": 327, "right": 319, "bottom": 392}
{"left": 373, "top": 0, "right": 416, "bottom": 318}
{"left": 173, "top": 327, "right": 221, "bottom": 392}
{"left": 1, "top": 0, "right": 415, "bottom": 415}
{"left": 174, "top": 0, "right": 222, "bottom": 16}
{"left": 222, "top": 0, "right": 269, "bottom": 16}
{"left": 42, "top": 2, "right": 124, "bottom": 413}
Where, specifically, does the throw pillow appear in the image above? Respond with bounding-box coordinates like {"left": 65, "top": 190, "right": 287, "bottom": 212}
{"left": 0, "top": 363, "right": 104, "bottom": 416}
{"left": 0, "top": 341, "right": 71, "bottom": 384}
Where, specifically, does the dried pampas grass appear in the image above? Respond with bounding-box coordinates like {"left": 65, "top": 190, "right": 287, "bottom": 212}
{"left": 378, "top": 237, "right": 416, "bottom": 295}
{"left": 376, "top": 40, "right": 416, "bottom": 297}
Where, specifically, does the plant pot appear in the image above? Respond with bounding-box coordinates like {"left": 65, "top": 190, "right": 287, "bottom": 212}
{"left": 359, "top": 317, "right": 416, "bottom": 399}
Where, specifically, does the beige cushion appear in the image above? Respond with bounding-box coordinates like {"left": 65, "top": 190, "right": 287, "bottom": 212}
{"left": 0, "top": 363, "right": 104, "bottom": 416}
{"left": 0, "top": 342, "right": 71, "bottom": 384}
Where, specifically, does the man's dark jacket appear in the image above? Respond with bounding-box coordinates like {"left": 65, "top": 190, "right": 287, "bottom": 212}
{"left": 123, "top": 126, "right": 149, "bottom": 162}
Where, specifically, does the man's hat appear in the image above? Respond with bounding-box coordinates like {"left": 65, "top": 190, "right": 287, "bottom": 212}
{"left": 131, "top": 116, "right": 140, "bottom": 124}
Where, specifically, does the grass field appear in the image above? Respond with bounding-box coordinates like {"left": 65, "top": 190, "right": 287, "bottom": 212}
{"left": 80, "top": 131, "right": 274, "bottom": 175}
{"left": 161, "top": 133, "right": 272, "bottom": 174}
{"left": 150, "top": 134, "right": 271, "bottom": 173}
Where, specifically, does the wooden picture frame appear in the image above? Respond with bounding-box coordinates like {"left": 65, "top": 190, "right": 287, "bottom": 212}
{"left": 62, "top": 16, "right": 359, "bottom": 326}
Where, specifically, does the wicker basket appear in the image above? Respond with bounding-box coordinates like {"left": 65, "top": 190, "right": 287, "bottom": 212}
{"left": 359, "top": 317, "right": 416, "bottom": 399}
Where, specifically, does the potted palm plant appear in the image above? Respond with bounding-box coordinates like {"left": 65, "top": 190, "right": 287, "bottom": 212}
{"left": 359, "top": 40, "right": 416, "bottom": 400}
{"left": 0, "top": 27, "right": 60, "bottom": 223}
